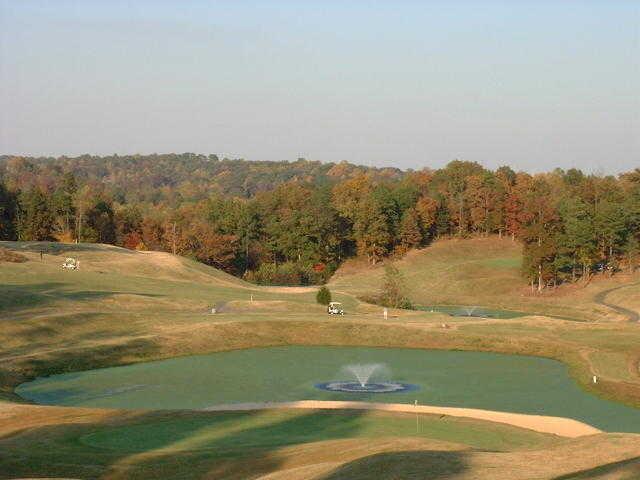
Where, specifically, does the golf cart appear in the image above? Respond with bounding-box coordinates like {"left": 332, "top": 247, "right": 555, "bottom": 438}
{"left": 62, "top": 258, "right": 79, "bottom": 270}
{"left": 327, "top": 302, "right": 344, "bottom": 315}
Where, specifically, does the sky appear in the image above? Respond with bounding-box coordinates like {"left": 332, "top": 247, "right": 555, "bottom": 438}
{"left": 1, "top": 1, "right": 638, "bottom": 174}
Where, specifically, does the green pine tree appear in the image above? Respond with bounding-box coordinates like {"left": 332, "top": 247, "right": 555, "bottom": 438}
{"left": 18, "top": 188, "right": 55, "bottom": 241}
{"left": 0, "top": 182, "right": 17, "bottom": 240}
{"left": 316, "top": 286, "right": 332, "bottom": 305}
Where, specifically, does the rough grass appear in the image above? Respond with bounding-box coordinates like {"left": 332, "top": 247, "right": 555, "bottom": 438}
{"left": 589, "top": 352, "right": 637, "bottom": 383}
{"left": 607, "top": 285, "right": 640, "bottom": 312}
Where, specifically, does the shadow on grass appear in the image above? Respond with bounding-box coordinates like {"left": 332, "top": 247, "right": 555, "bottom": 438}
{"left": 0, "top": 282, "right": 163, "bottom": 312}
{"left": 0, "top": 403, "right": 471, "bottom": 480}
{"left": 0, "top": 410, "right": 349, "bottom": 479}
{"left": 552, "top": 456, "right": 640, "bottom": 480}
{"left": 320, "top": 450, "right": 467, "bottom": 479}
{"left": 6, "top": 313, "right": 107, "bottom": 344}
{"left": 15, "top": 336, "right": 162, "bottom": 384}
{"left": 99, "top": 408, "right": 375, "bottom": 479}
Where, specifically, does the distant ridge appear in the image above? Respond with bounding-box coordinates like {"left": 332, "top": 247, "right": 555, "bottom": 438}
{"left": 0, "top": 154, "right": 406, "bottom": 199}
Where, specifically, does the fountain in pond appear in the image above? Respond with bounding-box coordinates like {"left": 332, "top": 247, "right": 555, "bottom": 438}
{"left": 452, "top": 306, "right": 491, "bottom": 318}
{"left": 315, "top": 363, "right": 418, "bottom": 393}
{"left": 348, "top": 364, "right": 381, "bottom": 387}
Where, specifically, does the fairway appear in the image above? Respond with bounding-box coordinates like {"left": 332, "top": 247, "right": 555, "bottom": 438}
{"left": 17, "top": 346, "right": 640, "bottom": 433}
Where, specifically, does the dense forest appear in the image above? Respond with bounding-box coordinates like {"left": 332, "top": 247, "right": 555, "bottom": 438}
{"left": 1, "top": 154, "right": 639, "bottom": 290}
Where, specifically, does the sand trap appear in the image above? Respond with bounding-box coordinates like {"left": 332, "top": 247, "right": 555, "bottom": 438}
{"left": 202, "top": 400, "right": 601, "bottom": 438}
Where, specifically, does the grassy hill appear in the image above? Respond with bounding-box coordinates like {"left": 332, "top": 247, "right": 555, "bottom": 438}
{"left": 1, "top": 240, "right": 639, "bottom": 479}
{"left": 0, "top": 241, "right": 357, "bottom": 389}
{"left": 330, "top": 236, "right": 640, "bottom": 322}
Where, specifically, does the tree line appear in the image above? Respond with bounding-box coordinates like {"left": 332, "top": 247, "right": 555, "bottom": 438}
{"left": 1, "top": 155, "right": 638, "bottom": 289}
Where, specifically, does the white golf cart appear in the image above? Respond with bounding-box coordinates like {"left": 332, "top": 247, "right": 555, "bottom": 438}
{"left": 327, "top": 302, "right": 344, "bottom": 315}
{"left": 62, "top": 258, "right": 79, "bottom": 270}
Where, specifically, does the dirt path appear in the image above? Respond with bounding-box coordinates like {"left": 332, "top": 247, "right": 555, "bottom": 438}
{"left": 593, "top": 282, "right": 640, "bottom": 322}
{"left": 202, "top": 400, "right": 601, "bottom": 438}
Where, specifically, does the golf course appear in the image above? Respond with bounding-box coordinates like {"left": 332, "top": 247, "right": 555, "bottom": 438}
{"left": 1, "top": 238, "right": 640, "bottom": 479}
{"left": 4, "top": 1, "right": 640, "bottom": 476}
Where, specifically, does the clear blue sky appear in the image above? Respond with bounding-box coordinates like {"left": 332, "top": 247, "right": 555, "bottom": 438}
{"left": 1, "top": 1, "right": 638, "bottom": 173}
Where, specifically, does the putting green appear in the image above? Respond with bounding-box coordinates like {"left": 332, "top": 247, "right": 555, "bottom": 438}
{"left": 79, "top": 410, "right": 557, "bottom": 453}
{"left": 17, "top": 346, "right": 640, "bottom": 432}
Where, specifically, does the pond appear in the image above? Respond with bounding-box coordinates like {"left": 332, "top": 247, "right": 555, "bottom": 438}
{"left": 16, "top": 346, "right": 640, "bottom": 432}
{"left": 415, "top": 305, "right": 528, "bottom": 319}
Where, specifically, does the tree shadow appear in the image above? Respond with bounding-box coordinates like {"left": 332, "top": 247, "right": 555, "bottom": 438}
{"left": 100, "top": 408, "right": 374, "bottom": 479}
{"left": 0, "top": 282, "right": 163, "bottom": 312}
{"left": 5, "top": 313, "right": 106, "bottom": 344}
{"left": 0, "top": 403, "right": 471, "bottom": 480}
{"left": 11, "top": 336, "right": 162, "bottom": 387}
{"left": 319, "top": 450, "right": 468, "bottom": 480}
{"left": 0, "top": 409, "right": 358, "bottom": 479}
{"left": 552, "top": 456, "right": 640, "bottom": 480}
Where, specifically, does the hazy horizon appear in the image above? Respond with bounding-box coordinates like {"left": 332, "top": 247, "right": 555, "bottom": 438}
{"left": 1, "top": 1, "right": 638, "bottom": 174}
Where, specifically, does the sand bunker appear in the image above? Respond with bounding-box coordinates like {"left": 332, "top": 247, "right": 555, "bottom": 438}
{"left": 203, "top": 400, "right": 602, "bottom": 438}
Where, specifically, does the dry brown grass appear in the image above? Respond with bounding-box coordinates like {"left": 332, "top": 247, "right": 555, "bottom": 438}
{"left": 607, "top": 285, "right": 640, "bottom": 314}
{"left": 0, "top": 246, "right": 28, "bottom": 263}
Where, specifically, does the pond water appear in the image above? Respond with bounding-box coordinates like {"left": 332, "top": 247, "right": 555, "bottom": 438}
{"left": 415, "top": 305, "right": 528, "bottom": 319}
{"left": 17, "top": 346, "right": 640, "bottom": 432}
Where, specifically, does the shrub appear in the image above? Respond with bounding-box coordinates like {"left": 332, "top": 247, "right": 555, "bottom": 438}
{"left": 379, "top": 263, "right": 413, "bottom": 309}
{"left": 316, "top": 286, "right": 332, "bottom": 305}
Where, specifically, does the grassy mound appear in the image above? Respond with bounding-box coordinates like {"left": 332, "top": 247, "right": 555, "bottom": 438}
{"left": 0, "top": 241, "right": 344, "bottom": 391}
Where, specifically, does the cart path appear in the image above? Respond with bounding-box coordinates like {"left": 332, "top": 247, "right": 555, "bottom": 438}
{"left": 202, "top": 400, "right": 601, "bottom": 438}
{"left": 593, "top": 282, "right": 640, "bottom": 322}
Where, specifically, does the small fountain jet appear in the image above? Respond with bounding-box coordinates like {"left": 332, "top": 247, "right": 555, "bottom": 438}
{"left": 463, "top": 306, "right": 477, "bottom": 317}
{"left": 347, "top": 364, "right": 382, "bottom": 387}
{"left": 315, "top": 362, "right": 417, "bottom": 393}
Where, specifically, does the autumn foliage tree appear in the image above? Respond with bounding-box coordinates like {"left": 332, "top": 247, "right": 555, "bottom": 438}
{"left": 520, "top": 177, "right": 559, "bottom": 291}
{"left": 1, "top": 156, "right": 638, "bottom": 287}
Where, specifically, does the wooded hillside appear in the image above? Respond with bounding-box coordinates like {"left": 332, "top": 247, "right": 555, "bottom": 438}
{"left": 1, "top": 154, "right": 638, "bottom": 289}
